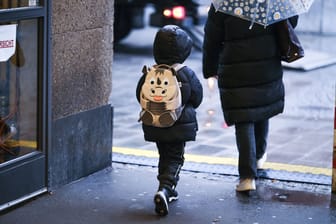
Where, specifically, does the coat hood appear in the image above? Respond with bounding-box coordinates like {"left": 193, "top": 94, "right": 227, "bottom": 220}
{"left": 153, "top": 25, "right": 193, "bottom": 65}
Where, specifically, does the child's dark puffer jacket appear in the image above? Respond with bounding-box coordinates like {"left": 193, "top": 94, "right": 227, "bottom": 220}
{"left": 136, "top": 25, "right": 203, "bottom": 143}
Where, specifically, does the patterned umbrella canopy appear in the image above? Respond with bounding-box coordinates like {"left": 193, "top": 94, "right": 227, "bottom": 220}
{"left": 212, "top": 0, "right": 314, "bottom": 28}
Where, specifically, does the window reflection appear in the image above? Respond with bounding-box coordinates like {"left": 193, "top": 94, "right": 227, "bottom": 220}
{"left": 0, "top": 0, "right": 39, "bottom": 9}
{"left": 0, "top": 19, "right": 38, "bottom": 164}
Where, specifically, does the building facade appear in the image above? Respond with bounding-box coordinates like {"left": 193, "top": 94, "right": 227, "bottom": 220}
{"left": 0, "top": 0, "right": 114, "bottom": 210}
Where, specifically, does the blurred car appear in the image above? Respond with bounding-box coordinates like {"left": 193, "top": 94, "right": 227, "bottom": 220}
{"left": 114, "top": 0, "right": 200, "bottom": 44}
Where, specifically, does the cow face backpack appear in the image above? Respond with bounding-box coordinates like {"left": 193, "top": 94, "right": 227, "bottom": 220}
{"left": 138, "top": 64, "right": 184, "bottom": 128}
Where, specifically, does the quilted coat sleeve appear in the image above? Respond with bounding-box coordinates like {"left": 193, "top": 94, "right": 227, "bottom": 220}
{"left": 202, "top": 5, "right": 226, "bottom": 79}
{"left": 188, "top": 69, "right": 203, "bottom": 109}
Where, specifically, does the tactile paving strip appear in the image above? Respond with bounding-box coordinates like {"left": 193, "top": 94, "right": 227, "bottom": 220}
{"left": 112, "top": 152, "right": 331, "bottom": 186}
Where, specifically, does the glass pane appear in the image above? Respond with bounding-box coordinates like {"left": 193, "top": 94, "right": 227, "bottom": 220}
{"left": 0, "top": 0, "right": 39, "bottom": 9}
{"left": 0, "top": 19, "right": 38, "bottom": 164}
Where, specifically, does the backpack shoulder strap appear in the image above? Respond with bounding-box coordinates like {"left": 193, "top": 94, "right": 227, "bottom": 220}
{"left": 172, "top": 63, "right": 185, "bottom": 72}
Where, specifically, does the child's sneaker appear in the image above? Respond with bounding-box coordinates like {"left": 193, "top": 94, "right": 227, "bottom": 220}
{"left": 154, "top": 187, "right": 178, "bottom": 216}
{"left": 236, "top": 178, "right": 256, "bottom": 192}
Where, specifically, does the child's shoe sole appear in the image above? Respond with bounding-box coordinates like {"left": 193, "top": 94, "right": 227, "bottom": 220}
{"left": 154, "top": 191, "right": 169, "bottom": 216}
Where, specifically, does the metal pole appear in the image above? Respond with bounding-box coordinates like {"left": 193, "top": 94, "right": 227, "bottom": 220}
{"left": 332, "top": 85, "right": 336, "bottom": 193}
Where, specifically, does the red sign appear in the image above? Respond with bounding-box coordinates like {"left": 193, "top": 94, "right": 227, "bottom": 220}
{"left": 0, "top": 40, "right": 14, "bottom": 49}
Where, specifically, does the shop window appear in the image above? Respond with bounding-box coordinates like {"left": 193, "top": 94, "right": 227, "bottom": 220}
{"left": 0, "top": 0, "right": 39, "bottom": 9}
{"left": 0, "top": 19, "right": 38, "bottom": 164}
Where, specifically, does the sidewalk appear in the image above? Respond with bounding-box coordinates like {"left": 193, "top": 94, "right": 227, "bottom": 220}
{"left": 1, "top": 163, "right": 335, "bottom": 224}
{"left": 110, "top": 29, "right": 336, "bottom": 186}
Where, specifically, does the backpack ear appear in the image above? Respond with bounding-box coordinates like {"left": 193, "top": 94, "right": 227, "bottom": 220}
{"left": 142, "top": 65, "right": 148, "bottom": 75}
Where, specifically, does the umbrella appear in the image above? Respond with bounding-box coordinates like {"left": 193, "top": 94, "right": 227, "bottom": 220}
{"left": 212, "top": 0, "right": 314, "bottom": 28}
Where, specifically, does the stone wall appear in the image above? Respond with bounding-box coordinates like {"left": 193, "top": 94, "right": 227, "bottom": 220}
{"left": 52, "top": 0, "right": 114, "bottom": 119}
{"left": 49, "top": 0, "right": 114, "bottom": 189}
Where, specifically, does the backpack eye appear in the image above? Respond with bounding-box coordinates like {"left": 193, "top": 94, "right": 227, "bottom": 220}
{"left": 163, "top": 78, "right": 169, "bottom": 86}
{"left": 149, "top": 77, "right": 155, "bottom": 85}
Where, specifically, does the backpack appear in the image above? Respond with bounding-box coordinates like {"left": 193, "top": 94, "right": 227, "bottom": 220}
{"left": 138, "top": 63, "right": 185, "bottom": 128}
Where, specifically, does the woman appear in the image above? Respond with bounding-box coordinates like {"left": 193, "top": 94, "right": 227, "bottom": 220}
{"left": 202, "top": 4, "right": 295, "bottom": 192}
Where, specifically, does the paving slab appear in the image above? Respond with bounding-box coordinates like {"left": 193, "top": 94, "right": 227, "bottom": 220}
{"left": 1, "top": 163, "right": 335, "bottom": 224}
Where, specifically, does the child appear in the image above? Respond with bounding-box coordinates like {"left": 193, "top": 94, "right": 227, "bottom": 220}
{"left": 136, "top": 25, "right": 203, "bottom": 216}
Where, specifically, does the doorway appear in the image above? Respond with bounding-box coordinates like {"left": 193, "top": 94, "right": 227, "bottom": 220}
{"left": 0, "top": 1, "right": 50, "bottom": 210}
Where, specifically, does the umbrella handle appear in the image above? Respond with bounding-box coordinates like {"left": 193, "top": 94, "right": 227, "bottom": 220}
{"left": 249, "top": 0, "right": 261, "bottom": 29}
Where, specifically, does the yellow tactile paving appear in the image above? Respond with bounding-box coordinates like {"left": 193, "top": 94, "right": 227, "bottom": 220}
{"left": 11, "top": 141, "right": 332, "bottom": 177}
{"left": 113, "top": 146, "right": 332, "bottom": 176}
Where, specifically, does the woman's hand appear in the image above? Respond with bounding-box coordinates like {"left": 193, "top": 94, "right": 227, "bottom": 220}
{"left": 207, "top": 76, "right": 217, "bottom": 90}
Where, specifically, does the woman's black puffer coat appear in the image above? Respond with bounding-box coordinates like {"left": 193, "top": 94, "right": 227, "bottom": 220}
{"left": 136, "top": 25, "right": 203, "bottom": 143}
{"left": 203, "top": 5, "right": 285, "bottom": 126}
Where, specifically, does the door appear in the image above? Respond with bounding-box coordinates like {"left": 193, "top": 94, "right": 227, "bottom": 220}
{"left": 0, "top": 1, "right": 50, "bottom": 210}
